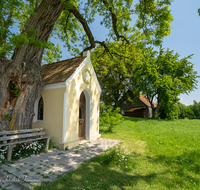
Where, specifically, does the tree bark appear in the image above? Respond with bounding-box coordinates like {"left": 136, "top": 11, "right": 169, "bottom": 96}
{"left": 152, "top": 107, "right": 158, "bottom": 119}
{"left": 152, "top": 100, "right": 160, "bottom": 119}
{"left": 0, "top": 0, "right": 65, "bottom": 131}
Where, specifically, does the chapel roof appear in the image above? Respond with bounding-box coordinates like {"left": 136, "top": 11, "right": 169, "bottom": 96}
{"left": 41, "top": 56, "right": 86, "bottom": 85}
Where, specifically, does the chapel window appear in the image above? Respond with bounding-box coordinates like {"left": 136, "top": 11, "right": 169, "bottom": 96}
{"left": 38, "top": 97, "right": 44, "bottom": 120}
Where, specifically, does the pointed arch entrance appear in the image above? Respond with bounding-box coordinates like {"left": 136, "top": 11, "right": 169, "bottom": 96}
{"left": 78, "top": 88, "right": 92, "bottom": 141}
{"left": 79, "top": 92, "right": 86, "bottom": 140}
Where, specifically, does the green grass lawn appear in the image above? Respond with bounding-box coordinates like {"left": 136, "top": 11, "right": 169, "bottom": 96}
{"left": 35, "top": 117, "right": 200, "bottom": 190}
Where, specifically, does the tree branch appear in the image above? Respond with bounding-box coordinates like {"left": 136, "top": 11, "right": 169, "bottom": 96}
{"left": 101, "top": 0, "right": 129, "bottom": 44}
{"left": 67, "top": 3, "right": 130, "bottom": 55}
{"left": 68, "top": 5, "right": 95, "bottom": 49}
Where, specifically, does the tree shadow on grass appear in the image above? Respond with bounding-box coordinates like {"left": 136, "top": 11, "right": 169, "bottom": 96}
{"left": 123, "top": 117, "right": 141, "bottom": 122}
{"left": 147, "top": 149, "right": 200, "bottom": 188}
{"left": 32, "top": 150, "right": 198, "bottom": 190}
{"left": 34, "top": 159, "right": 159, "bottom": 190}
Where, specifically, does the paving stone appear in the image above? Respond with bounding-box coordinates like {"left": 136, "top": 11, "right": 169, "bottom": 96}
{"left": 1, "top": 138, "right": 121, "bottom": 189}
{"left": 48, "top": 174, "right": 58, "bottom": 180}
{"left": 21, "top": 182, "right": 33, "bottom": 189}
{"left": 23, "top": 175, "right": 37, "bottom": 183}
{"left": 32, "top": 174, "right": 43, "bottom": 180}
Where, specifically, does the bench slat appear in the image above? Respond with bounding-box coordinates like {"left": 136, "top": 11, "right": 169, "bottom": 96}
{"left": 0, "top": 132, "right": 46, "bottom": 141}
{"left": 0, "top": 136, "right": 52, "bottom": 147}
{"left": 0, "top": 128, "right": 44, "bottom": 136}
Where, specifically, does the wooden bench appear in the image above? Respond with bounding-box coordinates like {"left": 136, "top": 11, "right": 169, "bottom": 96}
{"left": 0, "top": 128, "right": 52, "bottom": 161}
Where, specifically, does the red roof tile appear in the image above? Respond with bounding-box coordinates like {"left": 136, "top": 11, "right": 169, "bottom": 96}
{"left": 41, "top": 56, "right": 86, "bottom": 85}
{"left": 126, "top": 107, "right": 147, "bottom": 112}
{"left": 139, "top": 95, "right": 157, "bottom": 108}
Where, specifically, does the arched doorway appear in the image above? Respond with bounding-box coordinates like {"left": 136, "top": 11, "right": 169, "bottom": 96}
{"left": 79, "top": 92, "right": 86, "bottom": 140}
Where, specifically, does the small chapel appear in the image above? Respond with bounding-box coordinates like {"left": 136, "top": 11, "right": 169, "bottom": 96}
{"left": 32, "top": 51, "right": 101, "bottom": 149}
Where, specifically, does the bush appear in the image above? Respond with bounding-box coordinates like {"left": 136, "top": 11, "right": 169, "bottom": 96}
{"left": 100, "top": 102, "right": 107, "bottom": 113}
{"left": 100, "top": 106, "right": 124, "bottom": 132}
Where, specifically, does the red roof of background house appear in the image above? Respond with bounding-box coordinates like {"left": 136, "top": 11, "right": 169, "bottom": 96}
{"left": 139, "top": 95, "right": 157, "bottom": 108}
{"left": 126, "top": 107, "right": 147, "bottom": 112}
{"left": 41, "top": 56, "right": 86, "bottom": 85}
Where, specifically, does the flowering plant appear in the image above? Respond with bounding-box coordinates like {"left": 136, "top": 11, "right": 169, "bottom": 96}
{"left": 0, "top": 146, "right": 7, "bottom": 161}
{"left": 12, "top": 141, "right": 46, "bottom": 160}
{"left": 0, "top": 140, "right": 46, "bottom": 162}
{"left": 99, "top": 145, "right": 134, "bottom": 171}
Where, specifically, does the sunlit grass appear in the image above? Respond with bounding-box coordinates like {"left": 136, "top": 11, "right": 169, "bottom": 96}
{"left": 35, "top": 117, "right": 200, "bottom": 190}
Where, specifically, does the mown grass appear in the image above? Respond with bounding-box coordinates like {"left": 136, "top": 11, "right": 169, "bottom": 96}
{"left": 35, "top": 118, "right": 200, "bottom": 190}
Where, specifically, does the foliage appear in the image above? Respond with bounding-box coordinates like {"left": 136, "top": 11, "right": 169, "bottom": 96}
{"left": 192, "top": 100, "right": 200, "bottom": 119}
{"left": 9, "top": 82, "right": 20, "bottom": 96}
{"left": 0, "top": 0, "right": 174, "bottom": 60}
{"left": 131, "top": 47, "right": 199, "bottom": 119}
{"left": 0, "top": 146, "right": 7, "bottom": 161}
{"left": 158, "top": 101, "right": 179, "bottom": 119}
{"left": 99, "top": 102, "right": 107, "bottom": 113}
{"left": 92, "top": 42, "right": 142, "bottom": 106}
{"left": 5, "top": 113, "right": 12, "bottom": 121}
{"left": 49, "top": 140, "right": 53, "bottom": 150}
{"left": 99, "top": 106, "right": 123, "bottom": 132}
{"left": 178, "top": 101, "right": 200, "bottom": 119}
{"left": 135, "top": 0, "right": 174, "bottom": 46}
{"left": 12, "top": 141, "right": 46, "bottom": 160}
{"left": 65, "top": 146, "right": 69, "bottom": 150}
{"left": 42, "top": 42, "right": 62, "bottom": 65}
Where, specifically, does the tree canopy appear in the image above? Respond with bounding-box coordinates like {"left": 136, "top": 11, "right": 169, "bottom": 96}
{"left": 1, "top": 0, "right": 174, "bottom": 61}
{"left": 91, "top": 41, "right": 142, "bottom": 107}
{"left": 131, "top": 47, "right": 199, "bottom": 118}
{"left": 0, "top": 0, "right": 175, "bottom": 130}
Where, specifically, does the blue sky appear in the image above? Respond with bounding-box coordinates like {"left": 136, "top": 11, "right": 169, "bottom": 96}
{"left": 59, "top": 0, "right": 200, "bottom": 105}
{"left": 161, "top": 0, "right": 200, "bottom": 105}
{"left": 12, "top": 1, "right": 200, "bottom": 105}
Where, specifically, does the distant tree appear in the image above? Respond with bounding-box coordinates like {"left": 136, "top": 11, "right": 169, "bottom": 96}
{"left": 185, "top": 105, "right": 195, "bottom": 119}
{"left": 91, "top": 42, "right": 141, "bottom": 107}
{"left": 158, "top": 100, "right": 179, "bottom": 119}
{"left": 99, "top": 106, "right": 123, "bottom": 132}
{"left": 177, "top": 102, "right": 187, "bottom": 119}
{"left": 177, "top": 102, "right": 195, "bottom": 119}
{"left": 131, "top": 47, "right": 199, "bottom": 119}
{"left": 192, "top": 100, "right": 200, "bottom": 119}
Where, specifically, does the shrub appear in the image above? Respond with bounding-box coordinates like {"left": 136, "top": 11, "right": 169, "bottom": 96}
{"left": 100, "top": 106, "right": 124, "bottom": 132}
{"left": 100, "top": 102, "right": 107, "bottom": 113}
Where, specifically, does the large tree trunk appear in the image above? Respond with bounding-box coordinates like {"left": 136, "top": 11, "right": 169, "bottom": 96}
{"left": 0, "top": 0, "right": 65, "bottom": 131}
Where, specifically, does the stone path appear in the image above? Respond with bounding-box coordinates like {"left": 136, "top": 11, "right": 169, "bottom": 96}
{"left": 0, "top": 138, "right": 121, "bottom": 190}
